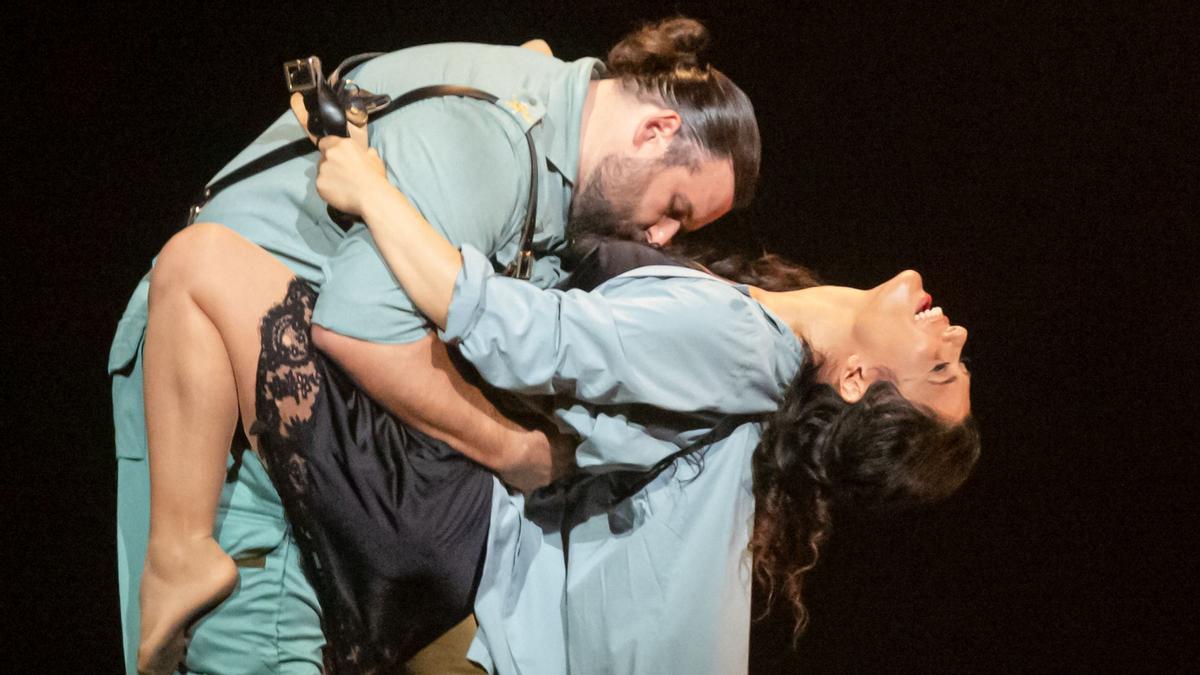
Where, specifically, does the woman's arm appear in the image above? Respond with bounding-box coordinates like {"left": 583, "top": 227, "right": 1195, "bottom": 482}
{"left": 315, "top": 138, "right": 785, "bottom": 414}
{"left": 441, "top": 247, "right": 783, "bottom": 413}
{"left": 316, "top": 135, "right": 463, "bottom": 329}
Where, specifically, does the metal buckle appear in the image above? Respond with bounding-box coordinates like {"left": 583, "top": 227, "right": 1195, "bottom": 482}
{"left": 186, "top": 187, "right": 212, "bottom": 227}
{"left": 506, "top": 250, "right": 534, "bottom": 280}
{"left": 283, "top": 57, "right": 321, "bottom": 94}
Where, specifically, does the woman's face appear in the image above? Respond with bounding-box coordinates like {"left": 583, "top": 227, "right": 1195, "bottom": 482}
{"left": 851, "top": 270, "right": 972, "bottom": 422}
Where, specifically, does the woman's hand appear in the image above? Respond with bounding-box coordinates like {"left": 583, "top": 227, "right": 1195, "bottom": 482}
{"left": 315, "top": 136, "right": 394, "bottom": 217}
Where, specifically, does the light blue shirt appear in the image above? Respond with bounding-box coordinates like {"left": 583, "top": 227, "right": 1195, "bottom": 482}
{"left": 108, "top": 43, "right": 600, "bottom": 674}
{"left": 311, "top": 46, "right": 600, "bottom": 343}
{"left": 195, "top": 43, "right": 598, "bottom": 293}
{"left": 446, "top": 246, "right": 805, "bottom": 674}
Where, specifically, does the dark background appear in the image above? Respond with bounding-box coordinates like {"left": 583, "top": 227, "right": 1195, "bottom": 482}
{"left": 7, "top": 1, "right": 1196, "bottom": 672}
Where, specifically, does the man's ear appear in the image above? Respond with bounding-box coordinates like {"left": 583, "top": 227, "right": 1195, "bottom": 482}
{"left": 632, "top": 110, "right": 683, "bottom": 154}
{"left": 837, "top": 355, "right": 869, "bottom": 403}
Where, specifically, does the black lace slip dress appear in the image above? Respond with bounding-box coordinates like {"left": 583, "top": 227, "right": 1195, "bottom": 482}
{"left": 249, "top": 240, "right": 684, "bottom": 673}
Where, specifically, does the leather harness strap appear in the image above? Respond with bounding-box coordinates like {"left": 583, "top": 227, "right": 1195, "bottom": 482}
{"left": 190, "top": 81, "right": 541, "bottom": 279}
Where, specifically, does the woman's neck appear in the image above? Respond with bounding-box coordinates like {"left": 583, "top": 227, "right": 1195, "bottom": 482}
{"left": 749, "top": 285, "right": 863, "bottom": 362}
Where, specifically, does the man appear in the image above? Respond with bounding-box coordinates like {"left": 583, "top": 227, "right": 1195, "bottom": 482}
{"left": 112, "top": 20, "right": 759, "bottom": 674}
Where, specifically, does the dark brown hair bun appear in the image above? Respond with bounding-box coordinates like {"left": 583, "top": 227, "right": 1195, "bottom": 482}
{"left": 601, "top": 15, "right": 760, "bottom": 209}
{"left": 607, "top": 17, "right": 711, "bottom": 76}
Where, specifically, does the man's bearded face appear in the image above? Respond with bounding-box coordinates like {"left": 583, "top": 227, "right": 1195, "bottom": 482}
{"left": 565, "top": 154, "right": 660, "bottom": 255}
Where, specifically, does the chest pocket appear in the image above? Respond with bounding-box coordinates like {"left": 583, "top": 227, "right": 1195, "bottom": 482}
{"left": 108, "top": 316, "right": 145, "bottom": 377}
{"left": 108, "top": 274, "right": 150, "bottom": 376}
{"left": 110, "top": 274, "right": 150, "bottom": 460}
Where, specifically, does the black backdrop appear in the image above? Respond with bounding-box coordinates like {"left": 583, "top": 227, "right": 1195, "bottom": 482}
{"left": 7, "top": 2, "right": 1196, "bottom": 672}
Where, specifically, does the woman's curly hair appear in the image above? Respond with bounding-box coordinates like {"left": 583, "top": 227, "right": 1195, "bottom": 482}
{"left": 657, "top": 242, "right": 981, "bottom": 639}
{"left": 749, "top": 359, "right": 981, "bottom": 639}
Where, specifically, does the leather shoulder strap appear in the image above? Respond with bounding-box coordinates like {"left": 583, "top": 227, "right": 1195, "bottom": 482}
{"left": 191, "top": 83, "right": 540, "bottom": 278}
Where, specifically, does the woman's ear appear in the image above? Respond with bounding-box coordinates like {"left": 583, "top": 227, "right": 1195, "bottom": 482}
{"left": 837, "top": 355, "right": 869, "bottom": 403}
{"left": 632, "top": 110, "right": 683, "bottom": 154}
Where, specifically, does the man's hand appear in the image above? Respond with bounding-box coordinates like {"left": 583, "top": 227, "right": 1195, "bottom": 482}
{"left": 499, "top": 425, "right": 578, "bottom": 494}
{"left": 313, "top": 329, "right": 577, "bottom": 495}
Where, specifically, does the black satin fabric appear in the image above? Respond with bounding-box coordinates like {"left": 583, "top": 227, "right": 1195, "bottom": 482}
{"left": 555, "top": 238, "right": 693, "bottom": 293}
{"left": 252, "top": 280, "right": 493, "bottom": 673}
{"left": 249, "top": 240, "right": 687, "bottom": 672}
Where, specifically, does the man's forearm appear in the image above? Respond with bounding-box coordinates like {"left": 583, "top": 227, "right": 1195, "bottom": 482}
{"left": 311, "top": 325, "right": 558, "bottom": 490}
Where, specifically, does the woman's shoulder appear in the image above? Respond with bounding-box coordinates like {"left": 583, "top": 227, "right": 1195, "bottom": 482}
{"left": 561, "top": 239, "right": 774, "bottom": 332}
{"left": 558, "top": 239, "right": 694, "bottom": 293}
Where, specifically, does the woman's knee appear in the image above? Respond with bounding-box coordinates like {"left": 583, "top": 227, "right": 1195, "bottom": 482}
{"left": 150, "top": 222, "right": 243, "bottom": 294}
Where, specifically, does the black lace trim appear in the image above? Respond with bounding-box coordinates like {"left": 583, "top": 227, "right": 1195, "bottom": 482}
{"left": 250, "top": 278, "right": 320, "bottom": 445}
{"left": 245, "top": 279, "right": 384, "bottom": 673}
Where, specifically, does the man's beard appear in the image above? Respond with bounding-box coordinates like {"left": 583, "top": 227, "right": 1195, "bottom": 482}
{"left": 565, "top": 154, "right": 659, "bottom": 261}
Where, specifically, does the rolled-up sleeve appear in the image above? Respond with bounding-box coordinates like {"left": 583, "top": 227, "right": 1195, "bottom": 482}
{"left": 442, "top": 245, "right": 781, "bottom": 415}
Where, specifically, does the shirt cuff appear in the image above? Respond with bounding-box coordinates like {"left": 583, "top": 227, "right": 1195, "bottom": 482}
{"left": 440, "top": 244, "right": 496, "bottom": 343}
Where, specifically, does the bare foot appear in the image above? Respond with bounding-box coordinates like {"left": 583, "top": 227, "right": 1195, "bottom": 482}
{"left": 137, "top": 537, "right": 238, "bottom": 675}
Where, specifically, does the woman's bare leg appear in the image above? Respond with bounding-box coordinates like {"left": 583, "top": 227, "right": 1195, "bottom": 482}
{"left": 138, "top": 222, "right": 300, "bottom": 674}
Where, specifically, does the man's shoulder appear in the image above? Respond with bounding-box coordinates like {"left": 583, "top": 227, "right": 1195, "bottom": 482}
{"left": 374, "top": 89, "right": 545, "bottom": 144}
{"left": 368, "top": 97, "right": 531, "bottom": 235}
{"left": 354, "top": 43, "right": 594, "bottom": 133}
{"left": 370, "top": 96, "right": 531, "bottom": 190}
{"left": 358, "top": 42, "right": 575, "bottom": 79}
{"left": 354, "top": 42, "right": 578, "bottom": 101}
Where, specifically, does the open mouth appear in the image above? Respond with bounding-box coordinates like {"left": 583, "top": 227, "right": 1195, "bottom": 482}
{"left": 915, "top": 293, "right": 932, "bottom": 314}
{"left": 915, "top": 293, "right": 946, "bottom": 322}
{"left": 915, "top": 306, "right": 944, "bottom": 321}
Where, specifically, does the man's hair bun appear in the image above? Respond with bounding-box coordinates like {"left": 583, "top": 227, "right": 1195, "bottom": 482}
{"left": 601, "top": 15, "right": 760, "bottom": 209}
{"left": 607, "top": 17, "right": 711, "bottom": 76}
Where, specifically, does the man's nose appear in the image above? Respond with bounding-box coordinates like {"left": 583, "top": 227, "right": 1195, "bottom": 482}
{"left": 646, "top": 219, "right": 681, "bottom": 247}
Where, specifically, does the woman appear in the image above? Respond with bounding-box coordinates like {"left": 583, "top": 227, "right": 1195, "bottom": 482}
{"left": 314, "top": 136, "right": 979, "bottom": 672}
{"left": 139, "top": 128, "right": 977, "bottom": 675}
{"left": 139, "top": 206, "right": 976, "bottom": 675}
